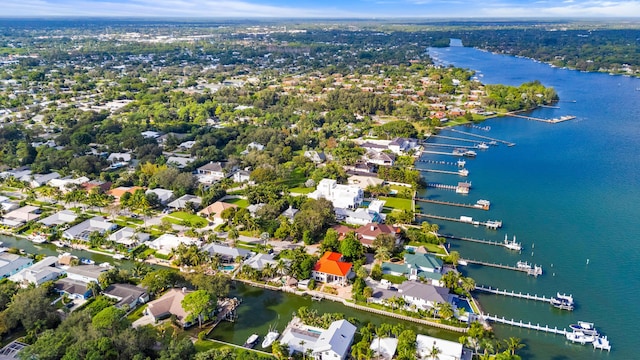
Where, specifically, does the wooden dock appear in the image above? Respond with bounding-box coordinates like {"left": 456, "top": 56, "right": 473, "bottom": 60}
{"left": 417, "top": 168, "right": 468, "bottom": 177}
{"left": 422, "top": 150, "right": 462, "bottom": 157}
{"left": 507, "top": 113, "right": 576, "bottom": 124}
{"left": 439, "top": 234, "right": 511, "bottom": 247}
{"left": 423, "top": 143, "right": 475, "bottom": 149}
{"left": 462, "top": 259, "right": 542, "bottom": 276}
{"left": 427, "top": 182, "right": 458, "bottom": 190}
{"left": 415, "top": 214, "right": 502, "bottom": 229}
{"left": 475, "top": 285, "right": 555, "bottom": 304}
{"left": 445, "top": 128, "right": 515, "bottom": 147}
{"left": 481, "top": 314, "right": 568, "bottom": 335}
{"left": 414, "top": 198, "right": 487, "bottom": 210}
{"left": 415, "top": 159, "right": 462, "bottom": 167}
{"left": 428, "top": 135, "right": 483, "bottom": 144}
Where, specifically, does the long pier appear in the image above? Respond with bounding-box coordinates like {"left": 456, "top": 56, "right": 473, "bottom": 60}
{"left": 439, "top": 234, "right": 509, "bottom": 247}
{"left": 422, "top": 150, "right": 461, "bottom": 157}
{"left": 462, "top": 259, "right": 542, "bottom": 276}
{"left": 415, "top": 214, "right": 502, "bottom": 229}
{"left": 417, "top": 168, "right": 468, "bottom": 176}
{"left": 445, "top": 128, "right": 515, "bottom": 147}
{"left": 481, "top": 314, "right": 568, "bottom": 335}
{"left": 474, "top": 285, "right": 555, "bottom": 304}
{"left": 507, "top": 113, "right": 576, "bottom": 124}
{"left": 423, "top": 143, "right": 475, "bottom": 149}
{"left": 414, "top": 198, "right": 487, "bottom": 210}
{"left": 428, "top": 135, "right": 483, "bottom": 144}
{"left": 415, "top": 159, "right": 463, "bottom": 167}
{"left": 427, "top": 183, "right": 458, "bottom": 191}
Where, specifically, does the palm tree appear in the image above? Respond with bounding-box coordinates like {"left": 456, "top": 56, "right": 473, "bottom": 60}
{"left": 504, "top": 337, "right": 525, "bottom": 356}
{"left": 441, "top": 271, "right": 461, "bottom": 290}
{"left": 375, "top": 246, "right": 391, "bottom": 263}
{"left": 228, "top": 227, "right": 239, "bottom": 246}
{"left": 87, "top": 281, "right": 101, "bottom": 298}
{"left": 436, "top": 302, "right": 454, "bottom": 320}
{"left": 447, "top": 250, "right": 460, "bottom": 266}
{"left": 429, "top": 341, "right": 441, "bottom": 360}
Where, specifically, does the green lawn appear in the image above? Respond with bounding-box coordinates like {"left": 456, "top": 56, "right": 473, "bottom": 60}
{"left": 277, "top": 167, "right": 307, "bottom": 188}
{"left": 165, "top": 212, "right": 208, "bottom": 228}
{"left": 289, "top": 186, "right": 314, "bottom": 194}
{"left": 224, "top": 198, "right": 249, "bottom": 208}
{"left": 379, "top": 196, "right": 413, "bottom": 211}
{"left": 407, "top": 242, "right": 446, "bottom": 255}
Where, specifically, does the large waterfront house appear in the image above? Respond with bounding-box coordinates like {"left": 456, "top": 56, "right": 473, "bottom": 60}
{"left": 0, "top": 253, "right": 34, "bottom": 279}
{"left": 65, "top": 265, "right": 108, "bottom": 284}
{"left": 416, "top": 334, "right": 471, "bottom": 360}
{"left": 147, "top": 234, "right": 200, "bottom": 256}
{"left": 202, "top": 243, "right": 253, "bottom": 263}
{"left": 312, "top": 252, "right": 353, "bottom": 286}
{"left": 0, "top": 205, "right": 41, "bottom": 227}
{"left": 54, "top": 278, "right": 91, "bottom": 300}
{"left": 63, "top": 216, "right": 117, "bottom": 241}
{"left": 308, "top": 178, "right": 364, "bottom": 209}
{"left": 145, "top": 288, "right": 195, "bottom": 327}
{"left": 388, "top": 137, "right": 420, "bottom": 155}
{"left": 9, "top": 256, "right": 64, "bottom": 287}
{"left": 311, "top": 319, "right": 357, "bottom": 360}
{"left": 38, "top": 210, "right": 78, "bottom": 227}
{"left": 381, "top": 252, "right": 443, "bottom": 285}
{"left": 280, "top": 318, "right": 356, "bottom": 360}
{"left": 369, "top": 280, "right": 451, "bottom": 311}
{"left": 108, "top": 227, "right": 150, "bottom": 248}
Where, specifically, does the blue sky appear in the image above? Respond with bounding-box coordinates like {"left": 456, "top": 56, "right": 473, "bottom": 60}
{"left": 3, "top": 0, "right": 640, "bottom": 18}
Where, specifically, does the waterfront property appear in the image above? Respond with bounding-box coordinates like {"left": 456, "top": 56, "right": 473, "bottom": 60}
{"left": 0, "top": 253, "right": 33, "bottom": 279}
{"left": 145, "top": 288, "right": 195, "bottom": 328}
{"left": 8, "top": 256, "right": 64, "bottom": 287}
{"left": 108, "top": 227, "right": 150, "bottom": 248}
{"left": 308, "top": 178, "right": 364, "bottom": 209}
{"left": 381, "top": 252, "right": 443, "bottom": 285}
{"left": 312, "top": 252, "right": 353, "bottom": 286}
{"left": 0, "top": 205, "right": 41, "bottom": 227}
{"left": 369, "top": 337, "right": 398, "bottom": 360}
{"left": 65, "top": 265, "right": 108, "bottom": 284}
{"left": 38, "top": 210, "right": 78, "bottom": 227}
{"left": 369, "top": 280, "right": 451, "bottom": 312}
{"left": 62, "top": 216, "right": 117, "bottom": 241}
{"left": 54, "top": 278, "right": 91, "bottom": 300}
{"left": 416, "top": 334, "right": 472, "bottom": 360}
{"left": 147, "top": 234, "right": 200, "bottom": 256}
{"left": 279, "top": 318, "right": 356, "bottom": 360}
{"left": 202, "top": 243, "right": 253, "bottom": 263}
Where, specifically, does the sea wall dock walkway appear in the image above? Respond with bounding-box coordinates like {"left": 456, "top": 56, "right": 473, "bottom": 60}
{"left": 474, "top": 285, "right": 555, "bottom": 304}
{"left": 462, "top": 259, "right": 542, "bottom": 276}
{"left": 481, "top": 314, "right": 568, "bottom": 335}
{"left": 414, "top": 198, "right": 488, "bottom": 210}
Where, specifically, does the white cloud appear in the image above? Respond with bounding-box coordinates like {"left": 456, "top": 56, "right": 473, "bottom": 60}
{"left": 477, "top": 0, "right": 640, "bottom": 17}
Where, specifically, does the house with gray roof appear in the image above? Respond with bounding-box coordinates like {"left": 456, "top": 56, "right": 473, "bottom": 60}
{"left": 0, "top": 253, "right": 33, "bottom": 279}
{"left": 63, "top": 216, "right": 117, "bottom": 241}
{"left": 369, "top": 281, "right": 451, "bottom": 311}
{"left": 146, "top": 188, "right": 174, "bottom": 204}
{"left": 244, "top": 253, "right": 279, "bottom": 271}
{"left": 65, "top": 265, "right": 108, "bottom": 284}
{"left": 9, "top": 256, "right": 64, "bottom": 286}
{"left": 311, "top": 319, "right": 357, "bottom": 360}
{"left": 202, "top": 243, "right": 253, "bottom": 263}
{"left": 381, "top": 252, "right": 443, "bottom": 285}
{"left": 167, "top": 194, "right": 202, "bottom": 210}
{"left": 39, "top": 210, "right": 78, "bottom": 227}
{"left": 54, "top": 278, "right": 91, "bottom": 299}
{"left": 103, "top": 283, "right": 149, "bottom": 309}
{"left": 108, "top": 227, "right": 150, "bottom": 248}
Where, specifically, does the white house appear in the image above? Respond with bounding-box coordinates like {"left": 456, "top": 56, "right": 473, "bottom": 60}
{"left": 28, "top": 172, "right": 61, "bottom": 187}
{"left": 48, "top": 176, "right": 90, "bottom": 191}
{"left": 167, "top": 194, "right": 202, "bottom": 210}
{"left": 311, "top": 319, "right": 357, "bottom": 360}
{"left": 107, "top": 152, "right": 132, "bottom": 164}
{"left": 308, "top": 179, "right": 363, "bottom": 209}
{"left": 8, "top": 256, "right": 63, "bottom": 286}
{"left": 65, "top": 265, "right": 108, "bottom": 284}
{"left": 416, "top": 334, "right": 470, "bottom": 360}
{"left": 197, "top": 161, "right": 226, "bottom": 183}
{"left": 148, "top": 234, "right": 199, "bottom": 256}
{"left": 388, "top": 138, "right": 419, "bottom": 155}
{"left": 166, "top": 156, "right": 195, "bottom": 169}
{"left": 232, "top": 169, "right": 251, "bottom": 183}
{"left": 108, "top": 227, "right": 150, "bottom": 248}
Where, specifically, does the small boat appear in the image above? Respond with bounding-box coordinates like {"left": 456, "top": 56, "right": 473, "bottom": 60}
{"left": 474, "top": 199, "right": 490, "bottom": 209}
{"left": 457, "top": 259, "right": 468, "bottom": 266}
{"left": 29, "top": 234, "right": 48, "bottom": 243}
{"left": 566, "top": 331, "right": 596, "bottom": 344}
{"left": 458, "top": 168, "right": 469, "bottom": 176}
{"left": 113, "top": 254, "right": 126, "bottom": 260}
{"left": 452, "top": 148, "right": 465, "bottom": 156}
{"left": 477, "top": 142, "right": 489, "bottom": 150}
{"left": 261, "top": 329, "right": 279, "bottom": 348}
{"left": 569, "top": 321, "right": 599, "bottom": 336}
{"left": 516, "top": 261, "right": 532, "bottom": 270}
{"left": 463, "top": 150, "right": 477, "bottom": 157}
{"left": 244, "top": 334, "right": 259, "bottom": 348}
{"left": 503, "top": 234, "right": 522, "bottom": 251}
{"left": 456, "top": 159, "right": 466, "bottom": 167}
{"left": 550, "top": 296, "right": 574, "bottom": 311}
{"left": 80, "top": 258, "right": 95, "bottom": 265}
{"left": 99, "top": 262, "right": 113, "bottom": 268}
{"left": 311, "top": 295, "right": 322, "bottom": 301}
{"left": 52, "top": 240, "right": 67, "bottom": 248}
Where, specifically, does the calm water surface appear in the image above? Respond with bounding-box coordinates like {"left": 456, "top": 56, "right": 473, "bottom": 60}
{"left": 420, "top": 45, "right": 640, "bottom": 359}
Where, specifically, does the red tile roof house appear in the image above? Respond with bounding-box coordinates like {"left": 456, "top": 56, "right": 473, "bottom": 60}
{"left": 312, "top": 252, "right": 353, "bottom": 287}
{"left": 332, "top": 223, "right": 401, "bottom": 247}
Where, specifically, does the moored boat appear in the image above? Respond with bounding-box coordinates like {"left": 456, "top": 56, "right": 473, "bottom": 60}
{"left": 516, "top": 261, "right": 531, "bottom": 269}
{"left": 463, "top": 150, "right": 477, "bottom": 157}
{"left": 550, "top": 296, "right": 574, "bottom": 311}
{"left": 569, "top": 321, "right": 598, "bottom": 336}
{"left": 244, "top": 334, "right": 259, "bottom": 348}
{"left": 503, "top": 234, "right": 522, "bottom": 251}
{"left": 457, "top": 259, "right": 468, "bottom": 266}
{"left": 477, "top": 142, "right": 489, "bottom": 150}
{"left": 80, "top": 258, "right": 95, "bottom": 265}
{"left": 566, "top": 331, "right": 596, "bottom": 344}
{"left": 261, "top": 329, "right": 279, "bottom": 348}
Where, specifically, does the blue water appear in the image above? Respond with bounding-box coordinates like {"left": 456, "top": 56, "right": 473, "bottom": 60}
{"left": 453, "top": 297, "right": 474, "bottom": 314}
{"left": 420, "top": 45, "right": 640, "bottom": 359}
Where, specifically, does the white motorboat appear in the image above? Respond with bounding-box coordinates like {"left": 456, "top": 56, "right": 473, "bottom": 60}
{"left": 457, "top": 259, "right": 468, "bottom": 266}
{"left": 477, "top": 142, "right": 489, "bottom": 150}
{"left": 516, "top": 261, "right": 531, "bottom": 269}
{"left": 244, "top": 334, "right": 259, "bottom": 348}
{"left": 566, "top": 331, "right": 596, "bottom": 344}
{"left": 261, "top": 330, "right": 279, "bottom": 348}
{"left": 593, "top": 336, "right": 611, "bottom": 351}
{"left": 503, "top": 234, "right": 522, "bottom": 251}
{"left": 569, "top": 321, "right": 598, "bottom": 336}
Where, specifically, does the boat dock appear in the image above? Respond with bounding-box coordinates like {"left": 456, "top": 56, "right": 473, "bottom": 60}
{"left": 439, "top": 234, "right": 516, "bottom": 248}
{"left": 507, "top": 113, "right": 576, "bottom": 124}
{"left": 422, "top": 150, "right": 464, "bottom": 157}
{"left": 427, "top": 135, "right": 483, "bottom": 144}
{"left": 427, "top": 183, "right": 458, "bottom": 190}
{"left": 206, "top": 297, "right": 241, "bottom": 334}
{"left": 416, "top": 168, "right": 469, "bottom": 176}
{"left": 461, "top": 259, "right": 542, "bottom": 276}
{"left": 445, "top": 128, "right": 515, "bottom": 147}
{"left": 423, "top": 143, "right": 475, "bottom": 149}
{"left": 414, "top": 198, "right": 488, "bottom": 210}
{"left": 415, "top": 214, "right": 502, "bottom": 229}
{"left": 475, "top": 285, "right": 558, "bottom": 304}
{"left": 415, "top": 159, "right": 463, "bottom": 167}
{"left": 481, "top": 314, "right": 568, "bottom": 335}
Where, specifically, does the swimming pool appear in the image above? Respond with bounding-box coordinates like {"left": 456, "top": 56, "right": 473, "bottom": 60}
{"left": 219, "top": 265, "right": 235, "bottom": 271}
{"left": 453, "top": 297, "right": 474, "bottom": 314}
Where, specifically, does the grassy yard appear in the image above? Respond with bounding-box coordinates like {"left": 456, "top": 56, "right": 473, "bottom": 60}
{"left": 277, "top": 167, "right": 307, "bottom": 188}
{"left": 165, "top": 211, "right": 208, "bottom": 228}
{"left": 407, "top": 242, "right": 446, "bottom": 255}
{"left": 379, "top": 196, "right": 413, "bottom": 211}
{"left": 289, "top": 186, "right": 314, "bottom": 194}
{"left": 224, "top": 198, "right": 249, "bottom": 208}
